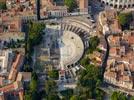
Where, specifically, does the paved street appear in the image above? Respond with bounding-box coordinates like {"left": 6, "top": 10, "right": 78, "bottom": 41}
{"left": 90, "top": 0, "right": 104, "bottom": 21}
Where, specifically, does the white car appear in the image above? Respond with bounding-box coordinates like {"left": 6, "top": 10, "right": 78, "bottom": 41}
{"left": 91, "top": 19, "right": 95, "bottom": 23}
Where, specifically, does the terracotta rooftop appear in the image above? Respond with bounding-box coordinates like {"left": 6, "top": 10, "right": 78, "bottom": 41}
{"left": 0, "top": 94, "right": 5, "bottom": 100}
{"left": 19, "top": 90, "right": 24, "bottom": 100}
{"left": 100, "top": 10, "right": 122, "bottom": 33}
{"left": 16, "top": 72, "right": 31, "bottom": 82}
{"left": 105, "top": 71, "right": 117, "bottom": 79}
{"left": 0, "top": 0, "right": 6, "bottom": 3}
{"left": 8, "top": 54, "right": 23, "bottom": 81}
{"left": 0, "top": 81, "right": 22, "bottom": 93}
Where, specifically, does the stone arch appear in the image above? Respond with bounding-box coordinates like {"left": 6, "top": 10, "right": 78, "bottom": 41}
{"left": 106, "top": 2, "right": 109, "bottom": 5}
{"left": 124, "top": 5, "right": 127, "bottom": 8}
{"left": 128, "top": 4, "right": 131, "bottom": 8}
{"left": 119, "top": 5, "right": 122, "bottom": 8}
{"left": 67, "top": 65, "right": 70, "bottom": 68}
{"left": 114, "top": 4, "right": 118, "bottom": 8}
{"left": 102, "top": 1, "right": 105, "bottom": 4}
{"left": 110, "top": 4, "right": 113, "bottom": 7}
{"left": 71, "top": 64, "right": 74, "bottom": 67}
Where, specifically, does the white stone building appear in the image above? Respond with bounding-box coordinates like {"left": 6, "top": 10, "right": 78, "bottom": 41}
{"left": 101, "top": 0, "right": 134, "bottom": 9}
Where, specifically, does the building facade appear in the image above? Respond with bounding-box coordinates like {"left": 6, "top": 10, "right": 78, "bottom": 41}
{"left": 79, "top": 0, "right": 89, "bottom": 13}
{"left": 101, "top": 0, "right": 134, "bottom": 9}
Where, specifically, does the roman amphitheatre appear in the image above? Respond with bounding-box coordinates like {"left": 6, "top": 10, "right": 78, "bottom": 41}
{"left": 59, "top": 30, "right": 84, "bottom": 69}
{"left": 36, "top": 17, "right": 92, "bottom": 73}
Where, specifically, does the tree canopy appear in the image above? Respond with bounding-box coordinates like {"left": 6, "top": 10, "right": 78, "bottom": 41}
{"left": 0, "top": 3, "right": 6, "bottom": 10}
{"left": 77, "top": 35, "right": 103, "bottom": 99}
{"left": 118, "top": 12, "right": 133, "bottom": 30}
{"left": 24, "top": 22, "right": 45, "bottom": 71}
{"left": 70, "top": 95, "right": 80, "bottom": 100}
{"left": 87, "top": 36, "right": 100, "bottom": 53}
{"left": 48, "top": 70, "right": 59, "bottom": 80}
{"left": 60, "top": 89, "right": 74, "bottom": 100}
{"left": 78, "top": 64, "right": 101, "bottom": 87}
{"left": 80, "top": 57, "right": 90, "bottom": 66}
{"left": 77, "top": 64, "right": 103, "bottom": 99}
{"left": 24, "top": 91, "right": 31, "bottom": 100}
{"left": 111, "top": 91, "right": 127, "bottom": 100}
{"left": 30, "top": 73, "right": 38, "bottom": 92}
{"left": 130, "top": 97, "right": 134, "bottom": 100}
{"left": 45, "top": 80, "right": 57, "bottom": 95}
{"left": 47, "top": 93, "right": 60, "bottom": 100}
{"left": 28, "top": 22, "right": 45, "bottom": 46}
{"left": 64, "top": 0, "right": 77, "bottom": 12}
{"left": 24, "top": 72, "right": 40, "bottom": 100}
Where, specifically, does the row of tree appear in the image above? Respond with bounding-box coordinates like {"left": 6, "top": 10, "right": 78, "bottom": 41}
{"left": 25, "top": 72, "right": 61, "bottom": 100}
{"left": 24, "top": 72, "right": 39, "bottom": 100}
{"left": 76, "top": 64, "right": 104, "bottom": 100}
{"left": 24, "top": 22, "right": 46, "bottom": 99}
{"left": 76, "top": 36, "right": 104, "bottom": 99}
{"left": 64, "top": 0, "right": 77, "bottom": 12}
{"left": 111, "top": 91, "right": 134, "bottom": 100}
{"left": 87, "top": 36, "right": 100, "bottom": 53}
{"left": 24, "top": 22, "right": 45, "bottom": 72}
{"left": 118, "top": 12, "right": 133, "bottom": 30}
{"left": 0, "top": 2, "right": 6, "bottom": 10}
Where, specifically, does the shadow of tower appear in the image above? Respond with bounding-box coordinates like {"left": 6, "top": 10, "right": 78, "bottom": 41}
{"left": 36, "top": 0, "right": 40, "bottom": 20}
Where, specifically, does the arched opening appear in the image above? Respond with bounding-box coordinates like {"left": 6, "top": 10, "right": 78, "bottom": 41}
{"left": 102, "top": 1, "right": 105, "bottom": 4}
{"left": 132, "top": 4, "right": 134, "bottom": 7}
{"left": 128, "top": 4, "right": 131, "bottom": 8}
{"left": 119, "top": 5, "right": 122, "bottom": 8}
{"left": 110, "top": 4, "right": 113, "bottom": 7}
{"left": 71, "top": 64, "right": 74, "bottom": 67}
{"left": 124, "top": 5, "right": 127, "bottom": 8}
{"left": 106, "top": 2, "right": 109, "bottom": 5}
{"left": 67, "top": 65, "right": 70, "bottom": 68}
{"left": 114, "top": 4, "right": 118, "bottom": 8}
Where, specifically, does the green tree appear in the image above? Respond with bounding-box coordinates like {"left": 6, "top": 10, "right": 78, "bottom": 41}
{"left": 130, "top": 97, "right": 134, "bottom": 100}
{"left": 45, "top": 80, "right": 57, "bottom": 95}
{"left": 80, "top": 57, "right": 90, "bottom": 66}
{"left": 78, "top": 86, "right": 92, "bottom": 99}
{"left": 87, "top": 36, "right": 100, "bottom": 53}
{"left": 64, "top": 0, "right": 77, "bottom": 12}
{"left": 95, "top": 88, "right": 104, "bottom": 100}
{"left": 89, "top": 36, "right": 100, "bottom": 49}
{"left": 70, "top": 95, "right": 80, "bottom": 100}
{"left": 30, "top": 79, "right": 37, "bottom": 92}
{"left": 60, "top": 89, "right": 73, "bottom": 100}
{"left": 77, "top": 64, "right": 102, "bottom": 99}
{"left": 111, "top": 91, "right": 127, "bottom": 100}
{"left": 47, "top": 93, "right": 60, "bottom": 100}
{"left": 24, "top": 22, "right": 46, "bottom": 70}
{"left": 31, "top": 91, "right": 40, "bottom": 100}
{"left": 48, "top": 70, "right": 59, "bottom": 80}
{"left": 24, "top": 91, "right": 31, "bottom": 100}
{"left": 0, "top": 3, "right": 6, "bottom": 10}
{"left": 23, "top": 64, "right": 33, "bottom": 72}
{"left": 118, "top": 12, "right": 132, "bottom": 30}
{"left": 32, "top": 72, "right": 38, "bottom": 80}
{"left": 28, "top": 22, "right": 45, "bottom": 46}
{"left": 79, "top": 64, "right": 101, "bottom": 87}
{"left": 29, "top": 72, "right": 38, "bottom": 92}
{"left": 24, "top": 94, "right": 31, "bottom": 100}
